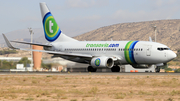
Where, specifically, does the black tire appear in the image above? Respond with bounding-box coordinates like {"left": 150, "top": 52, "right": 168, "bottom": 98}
{"left": 111, "top": 66, "right": 120, "bottom": 72}
{"left": 155, "top": 67, "right": 160, "bottom": 73}
{"left": 87, "top": 66, "right": 97, "bottom": 72}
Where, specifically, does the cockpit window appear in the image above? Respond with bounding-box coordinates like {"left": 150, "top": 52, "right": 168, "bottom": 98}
{"left": 157, "top": 48, "right": 170, "bottom": 51}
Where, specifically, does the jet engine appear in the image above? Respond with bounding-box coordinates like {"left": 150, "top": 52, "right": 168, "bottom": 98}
{"left": 91, "top": 57, "right": 114, "bottom": 68}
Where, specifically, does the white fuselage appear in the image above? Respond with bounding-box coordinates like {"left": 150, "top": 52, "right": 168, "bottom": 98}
{"left": 50, "top": 41, "right": 176, "bottom": 65}
{"left": 3, "top": 2, "right": 177, "bottom": 72}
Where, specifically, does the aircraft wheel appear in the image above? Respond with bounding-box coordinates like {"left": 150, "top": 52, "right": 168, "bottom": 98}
{"left": 111, "top": 66, "right": 120, "bottom": 72}
{"left": 155, "top": 67, "right": 160, "bottom": 73}
{"left": 87, "top": 66, "right": 97, "bottom": 72}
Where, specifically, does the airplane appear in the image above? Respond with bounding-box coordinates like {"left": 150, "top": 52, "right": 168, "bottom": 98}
{"left": 3, "top": 2, "right": 177, "bottom": 72}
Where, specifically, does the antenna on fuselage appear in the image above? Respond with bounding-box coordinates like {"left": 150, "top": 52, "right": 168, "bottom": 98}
{"left": 153, "top": 26, "right": 157, "bottom": 42}
{"left": 149, "top": 37, "right": 152, "bottom": 42}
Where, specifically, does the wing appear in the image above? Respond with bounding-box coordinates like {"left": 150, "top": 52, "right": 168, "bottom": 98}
{"left": 2, "top": 34, "right": 92, "bottom": 59}
{"left": 3, "top": 34, "right": 122, "bottom": 64}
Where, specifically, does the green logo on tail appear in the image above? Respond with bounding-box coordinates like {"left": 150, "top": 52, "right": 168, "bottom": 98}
{"left": 43, "top": 12, "right": 61, "bottom": 42}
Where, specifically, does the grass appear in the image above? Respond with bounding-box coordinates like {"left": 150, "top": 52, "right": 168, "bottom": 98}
{"left": 25, "top": 97, "right": 34, "bottom": 100}
{"left": 32, "top": 80, "right": 38, "bottom": 84}
{"left": 70, "top": 99, "right": 77, "bottom": 101}
{"left": 0, "top": 75, "right": 179, "bottom": 100}
{"left": 166, "top": 98, "right": 174, "bottom": 101}
{"left": 41, "top": 90, "right": 50, "bottom": 96}
{"left": 88, "top": 87, "right": 98, "bottom": 94}
{"left": 138, "top": 90, "right": 151, "bottom": 95}
{"left": 40, "top": 99, "right": 48, "bottom": 101}
{"left": 116, "top": 76, "right": 120, "bottom": 80}
{"left": 46, "top": 75, "right": 52, "bottom": 77}
{"left": 114, "top": 93, "right": 126, "bottom": 99}
{"left": 136, "top": 79, "right": 146, "bottom": 86}
{"left": 69, "top": 89, "right": 83, "bottom": 95}
{"left": 168, "top": 90, "right": 180, "bottom": 96}
{"left": 145, "top": 98, "right": 155, "bottom": 101}
{"left": 61, "top": 96, "right": 67, "bottom": 99}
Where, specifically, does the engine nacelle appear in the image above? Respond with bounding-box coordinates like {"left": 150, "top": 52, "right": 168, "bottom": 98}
{"left": 156, "top": 63, "right": 167, "bottom": 68}
{"left": 91, "top": 57, "right": 114, "bottom": 68}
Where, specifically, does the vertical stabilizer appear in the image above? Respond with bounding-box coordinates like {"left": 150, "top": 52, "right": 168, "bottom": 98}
{"left": 40, "top": 2, "right": 78, "bottom": 42}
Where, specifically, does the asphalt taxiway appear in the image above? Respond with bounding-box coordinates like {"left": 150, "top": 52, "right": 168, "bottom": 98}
{"left": 0, "top": 71, "right": 179, "bottom": 76}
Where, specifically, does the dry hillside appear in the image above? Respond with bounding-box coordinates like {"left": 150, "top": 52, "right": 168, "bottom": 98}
{"left": 75, "top": 19, "right": 180, "bottom": 50}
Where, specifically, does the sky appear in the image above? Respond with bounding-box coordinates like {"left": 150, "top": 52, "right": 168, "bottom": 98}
{"left": 1, "top": 0, "right": 180, "bottom": 37}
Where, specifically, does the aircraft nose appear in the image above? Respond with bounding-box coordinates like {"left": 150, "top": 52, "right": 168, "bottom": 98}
{"left": 168, "top": 51, "right": 177, "bottom": 60}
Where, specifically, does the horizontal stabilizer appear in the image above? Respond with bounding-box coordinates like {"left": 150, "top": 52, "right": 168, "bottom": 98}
{"left": 11, "top": 41, "right": 52, "bottom": 47}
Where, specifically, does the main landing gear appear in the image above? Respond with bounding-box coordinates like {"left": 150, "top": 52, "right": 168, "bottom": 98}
{"left": 87, "top": 66, "right": 97, "bottom": 72}
{"left": 155, "top": 67, "right": 160, "bottom": 73}
{"left": 111, "top": 65, "right": 120, "bottom": 72}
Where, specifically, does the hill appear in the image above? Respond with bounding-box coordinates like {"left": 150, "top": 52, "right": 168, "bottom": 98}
{"left": 74, "top": 19, "right": 180, "bottom": 50}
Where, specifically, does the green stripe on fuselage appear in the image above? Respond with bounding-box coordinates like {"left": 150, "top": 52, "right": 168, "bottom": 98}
{"left": 124, "top": 41, "right": 133, "bottom": 64}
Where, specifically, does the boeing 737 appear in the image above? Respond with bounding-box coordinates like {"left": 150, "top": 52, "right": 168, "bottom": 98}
{"left": 3, "top": 2, "right": 177, "bottom": 72}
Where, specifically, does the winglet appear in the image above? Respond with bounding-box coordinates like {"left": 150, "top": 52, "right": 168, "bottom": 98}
{"left": 2, "top": 34, "right": 18, "bottom": 49}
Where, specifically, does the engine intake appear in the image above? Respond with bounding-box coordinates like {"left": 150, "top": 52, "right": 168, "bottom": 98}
{"left": 91, "top": 57, "right": 114, "bottom": 68}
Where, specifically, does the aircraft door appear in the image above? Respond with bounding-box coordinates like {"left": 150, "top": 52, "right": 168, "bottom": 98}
{"left": 146, "top": 45, "right": 152, "bottom": 56}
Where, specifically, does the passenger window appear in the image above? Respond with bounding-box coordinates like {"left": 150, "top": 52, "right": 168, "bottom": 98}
{"left": 157, "top": 48, "right": 163, "bottom": 51}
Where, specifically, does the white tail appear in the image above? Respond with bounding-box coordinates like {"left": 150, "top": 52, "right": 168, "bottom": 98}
{"left": 40, "top": 2, "right": 78, "bottom": 42}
